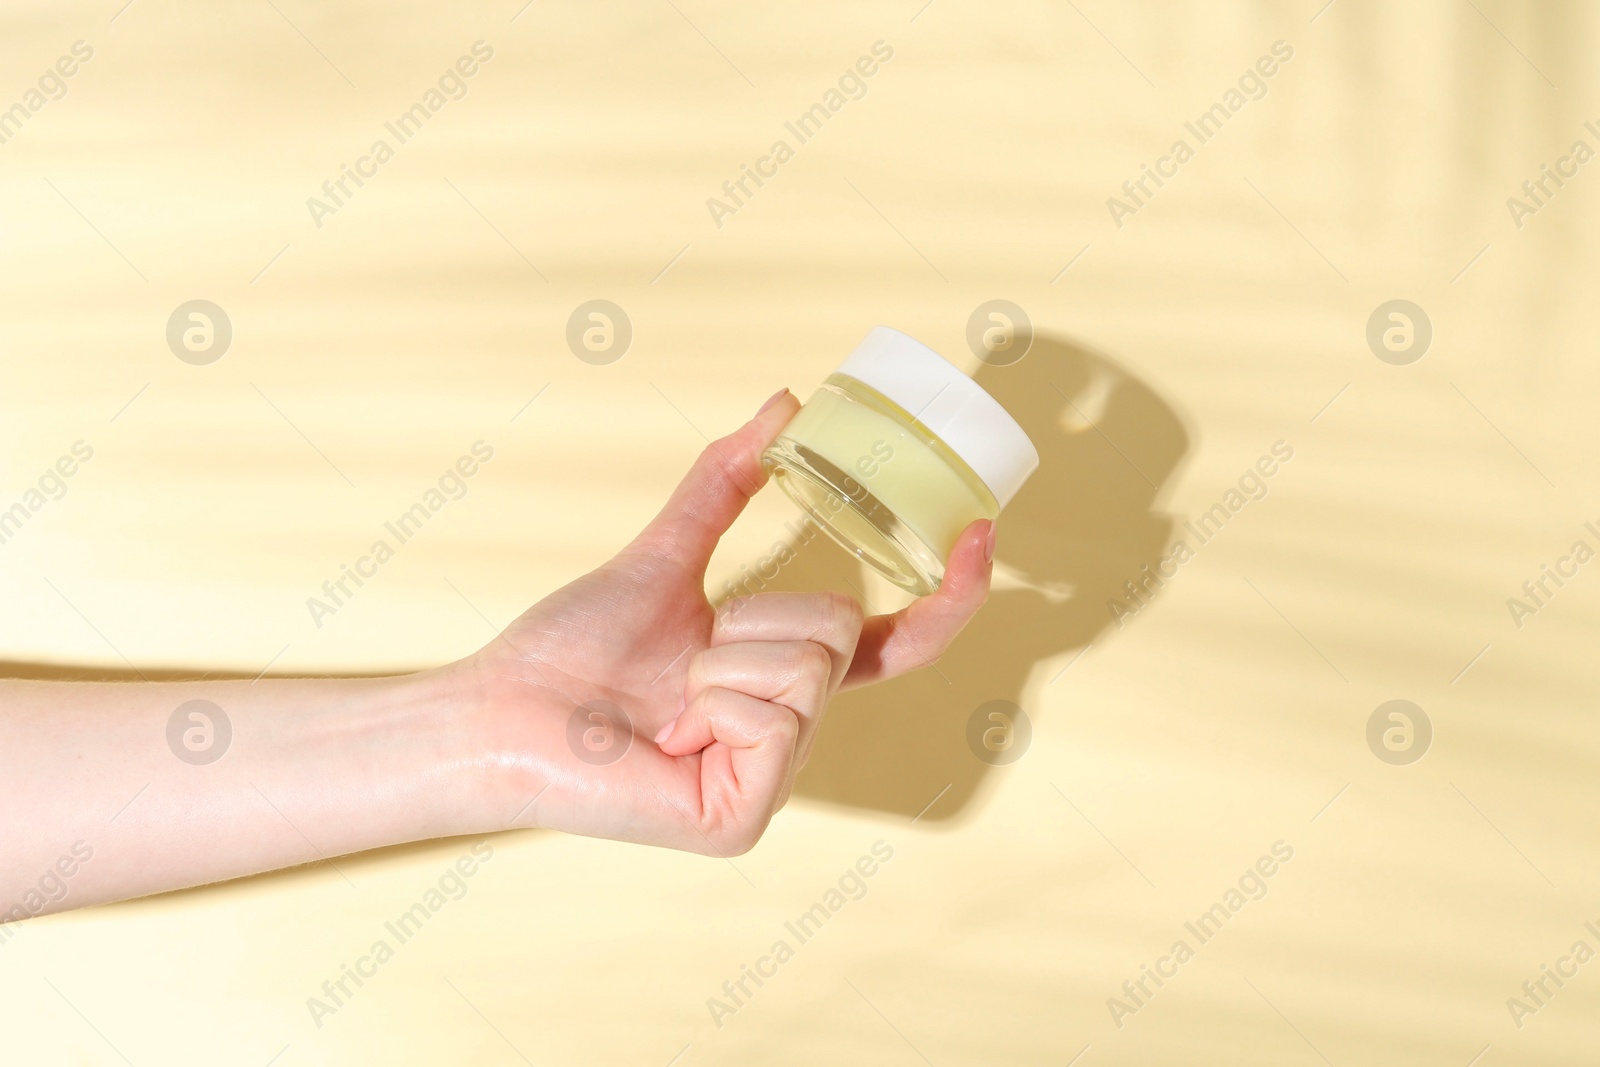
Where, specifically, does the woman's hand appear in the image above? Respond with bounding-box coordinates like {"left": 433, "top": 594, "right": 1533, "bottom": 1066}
{"left": 463, "top": 388, "right": 996, "bottom": 856}
{"left": 0, "top": 388, "right": 995, "bottom": 917}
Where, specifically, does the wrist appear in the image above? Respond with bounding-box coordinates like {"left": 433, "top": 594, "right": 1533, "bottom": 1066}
{"left": 347, "top": 664, "right": 504, "bottom": 841}
{"left": 436, "top": 649, "right": 569, "bottom": 835}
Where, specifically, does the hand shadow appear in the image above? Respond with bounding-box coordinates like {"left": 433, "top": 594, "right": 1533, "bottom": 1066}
{"left": 737, "top": 333, "right": 1190, "bottom": 823}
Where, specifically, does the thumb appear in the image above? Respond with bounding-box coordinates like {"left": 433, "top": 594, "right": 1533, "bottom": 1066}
{"left": 624, "top": 387, "right": 800, "bottom": 573}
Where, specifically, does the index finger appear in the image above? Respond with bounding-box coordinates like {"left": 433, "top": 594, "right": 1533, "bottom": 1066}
{"left": 841, "top": 518, "right": 995, "bottom": 690}
{"left": 623, "top": 387, "right": 801, "bottom": 575}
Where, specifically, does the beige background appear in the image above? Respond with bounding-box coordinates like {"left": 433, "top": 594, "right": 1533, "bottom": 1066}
{"left": 3, "top": 0, "right": 1599, "bottom": 1063}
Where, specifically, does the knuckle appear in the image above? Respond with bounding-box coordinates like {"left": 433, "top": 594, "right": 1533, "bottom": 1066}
{"left": 702, "top": 809, "right": 768, "bottom": 857}
{"left": 721, "top": 829, "right": 761, "bottom": 857}
{"left": 919, "top": 636, "right": 951, "bottom": 668}
{"left": 795, "top": 641, "right": 834, "bottom": 686}
{"left": 691, "top": 684, "right": 721, "bottom": 716}
{"left": 729, "top": 811, "right": 778, "bottom": 856}
{"left": 700, "top": 436, "right": 752, "bottom": 487}
{"left": 698, "top": 439, "right": 734, "bottom": 473}
{"left": 715, "top": 595, "right": 752, "bottom": 631}
{"left": 709, "top": 685, "right": 751, "bottom": 726}
{"left": 686, "top": 648, "right": 715, "bottom": 690}
{"left": 771, "top": 705, "right": 801, "bottom": 746}
{"left": 823, "top": 590, "right": 865, "bottom": 636}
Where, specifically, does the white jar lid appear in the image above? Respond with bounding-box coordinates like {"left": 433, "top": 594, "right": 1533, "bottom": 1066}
{"left": 836, "top": 326, "right": 1040, "bottom": 509}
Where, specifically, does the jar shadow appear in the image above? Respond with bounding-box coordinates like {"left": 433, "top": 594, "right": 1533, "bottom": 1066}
{"left": 739, "top": 333, "right": 1192, "bottom": 823}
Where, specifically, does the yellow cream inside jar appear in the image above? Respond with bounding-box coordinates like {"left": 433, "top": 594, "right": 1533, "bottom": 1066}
{"left": 761, "top": 328, "right": 1038, "bottom": 595}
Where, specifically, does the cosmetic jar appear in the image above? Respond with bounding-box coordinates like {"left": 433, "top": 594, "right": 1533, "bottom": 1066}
{"left": 762, "top": 326, "right": 1039, "bottom": 595}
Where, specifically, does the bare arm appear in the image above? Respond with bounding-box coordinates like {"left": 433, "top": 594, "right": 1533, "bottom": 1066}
{"left": 1, "top": 391, "right": 994, "bottom": 920}
{"left": 0, "top": 668, "right": 486, "bottom": 917}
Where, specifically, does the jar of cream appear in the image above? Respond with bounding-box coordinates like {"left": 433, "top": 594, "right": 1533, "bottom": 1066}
{"left": 762, "top": 326, "right": 1039, "bottom": 595}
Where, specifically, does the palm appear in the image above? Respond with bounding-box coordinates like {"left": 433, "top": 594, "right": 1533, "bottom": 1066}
{"left": 466, "top": 547, "right": 720, "bottom": 852}
{"left": 495, "top": 550, "right": 712, "bottom": 740}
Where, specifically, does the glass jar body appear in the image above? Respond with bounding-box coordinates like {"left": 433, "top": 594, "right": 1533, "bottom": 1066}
{"left": 761, "top": 374, "right": 999, "bottom": 595}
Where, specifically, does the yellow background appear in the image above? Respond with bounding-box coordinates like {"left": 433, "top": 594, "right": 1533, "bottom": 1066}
{"left": 3, "top": 1, "right": 1598, "bottom": 1063}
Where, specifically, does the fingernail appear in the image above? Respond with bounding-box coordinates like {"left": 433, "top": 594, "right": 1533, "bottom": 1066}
{"left": 656, "top": 694, "right": 686, "bottom": 745}
{"left": 757, "top": 387, "right": 790, "bottom": 415}
{"left": 983, "top": 520, "right": 998, "bottom": 564}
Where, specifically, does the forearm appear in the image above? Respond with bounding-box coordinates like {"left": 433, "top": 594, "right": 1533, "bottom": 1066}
{"left": 0, "top": 666, "right": 492, "bottom": 918}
